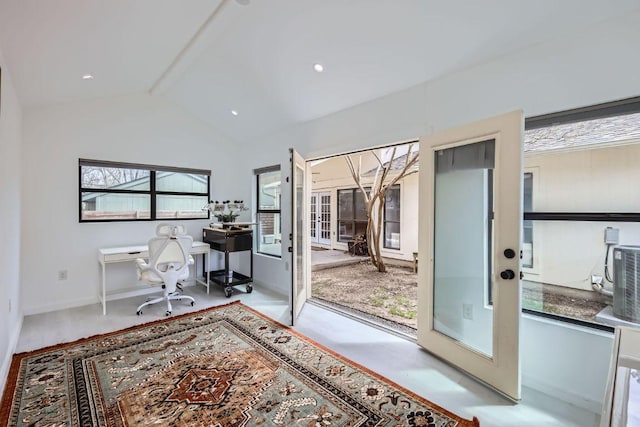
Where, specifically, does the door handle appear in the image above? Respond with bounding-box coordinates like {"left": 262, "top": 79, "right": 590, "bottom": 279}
{"left": 288, "top": 247, "right": 293, "bottom": 253}
{"left": 500, "top": 269, "right": 516, "bottom": 280}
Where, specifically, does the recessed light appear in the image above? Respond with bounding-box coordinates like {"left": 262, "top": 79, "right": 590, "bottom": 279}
{"left": 82, "top": 74, "right": 94, "bottom": 80}
{"left": 313, "top": 63, "right": 324, "bottom": 73}
{"left": 236, "top": 0, "right": 250, "bottom": 5}
{"left": 231, "top": 110, "right": 239, "bottom": 116}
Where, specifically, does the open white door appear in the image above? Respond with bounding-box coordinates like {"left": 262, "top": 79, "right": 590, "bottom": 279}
{"left": 417, "top": 111, "right": 523, "bottom": 400}
{"left": 290, "top": 148, "right": 311, "bottom": 325}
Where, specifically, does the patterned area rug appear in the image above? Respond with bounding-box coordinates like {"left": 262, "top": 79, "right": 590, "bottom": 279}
{"left": 1, "top": 301, "right": 479, "bottom": 426}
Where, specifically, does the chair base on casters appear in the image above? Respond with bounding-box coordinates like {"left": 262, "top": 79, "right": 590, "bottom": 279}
{"left": 136, "top": 290, "right": 195, "bottom": 317}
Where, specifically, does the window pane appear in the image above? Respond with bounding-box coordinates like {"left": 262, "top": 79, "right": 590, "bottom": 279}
{"left": 521, "top": 220, "right": 640, "bottom": 326}
{"left": 354, "top": 221, "right": 368, "bottom": 239}
{"left": 258, "top": 170, "right": 281, "bottom": 209}
{"left": 523, "top": 173, "right": 533, "bottom": 212}
{"left": 522, "top": 106, "right": 640, "bottom": 328}
{"left": 257, "top": 212, "right": 281, "bottom": 256}
{"left": 522, "top": 221, "right": 533, "bottom": 268}
{"left": 81, "top": 192, "right": 150, "bottom": 220}
{"left": 338, "top": 221, "right": 353, "bottom": 242}
{"left": 385, "top": 186, "right": 400, "bottom": 222}
{"left": 385, "top": 222, "right": 400, "bottom": 249}
{"left": 524, "top": 114, "right": 640, "bottom": 213}
{"left": 338, "top": 190, "right": 353, "bottom": 220}
{"left": 310, "top": 195, "right": 317, "bottom": 238}
{"left": 156, "top": 171, "right": 208, "bottom": 193}
{"left": 157, "top": 195, "right": 209, "bottom": 219}
{"left": 355, "top": 189, "right": 367, "bottom": 221}
{"left": 81, "top": 166, "right": 150, "bottom": 190}
{"left": 523, "top": 173, "right": 534, "bottom": 268}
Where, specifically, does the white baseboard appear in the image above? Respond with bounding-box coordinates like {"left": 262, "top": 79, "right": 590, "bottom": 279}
{"left": 0, "top": 313, "right": 23, "bottom": 397}
{"left": 22, "top": 296, "right": 99, "bottom": 316}
{"left": 523, "top": 373, "right": 602, "bottom": 414}
{"left": 251, "top": 279, "right": 288, "bottom": 299}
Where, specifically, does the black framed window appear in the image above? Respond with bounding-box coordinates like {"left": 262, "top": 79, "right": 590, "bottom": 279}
{"left": 338, "top": 188, "right": 368, "bottom": 242}
{"left": 521, "top": 96, "right": 640, "bottom": 330}
{"left": 383, "top": 185, "right": 401, "bottom": 249}
{"left": 79, "top": 159, "right": 210, "bottom": 222}
{"left": 255, "top": 166, "right": 281, "bottom": 257}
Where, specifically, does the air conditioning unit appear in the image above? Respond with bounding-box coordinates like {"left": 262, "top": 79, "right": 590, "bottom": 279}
{"left": 613, "top": 246, "right": 640, "bottom": 323}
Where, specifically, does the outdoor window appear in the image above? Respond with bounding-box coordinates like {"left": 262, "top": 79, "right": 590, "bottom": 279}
{"left": 337, "top": 188, "right": 368, "bottom": 242}
{"left": 522, "top": 96, "right": 640, "bottom": 329}
{"left": 256, "top": 166, "right": 281, "bottom": 257}
{"left": 383, "top": 185, "right": 401, "bottom": 249}
{"left": 79, "top": 159, "right": 209, "bottom": 222}
{"left": 522, "top": 172, "right": 533, "bottom": 268}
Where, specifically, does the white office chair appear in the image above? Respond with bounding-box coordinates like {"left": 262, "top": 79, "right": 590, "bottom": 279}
{"left": 135, "top": 225, "right": 195, "bottom": 316}
{"left": 155, "top": 223, "right": 187, "bottom": 237}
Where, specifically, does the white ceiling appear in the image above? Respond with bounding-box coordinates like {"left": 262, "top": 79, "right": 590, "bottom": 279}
{"left": 2, "top": 0, "right": 640, "bottom": 141}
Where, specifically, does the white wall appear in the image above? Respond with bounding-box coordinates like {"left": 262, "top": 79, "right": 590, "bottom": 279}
{"left": 20, "top": 94, "right": 239, "bottom": 315}
{"left": 242, "top": 12, "right": 640, "bottom": 412}
{"left": 0, "top": 49, "right": 23, "bottom": 393}
{"left": 524, "top": 144, "right": 640, "bottom": 290}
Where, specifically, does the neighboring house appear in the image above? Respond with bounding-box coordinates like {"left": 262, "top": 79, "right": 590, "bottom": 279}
{"left": 310, "top": 148, "right": 419, "bottom": 263}
{"left": 522, "top": 112, "right": 640, "bottom": 291}
{"left": 82, "top": 171, "right": 208, "bottom": 220}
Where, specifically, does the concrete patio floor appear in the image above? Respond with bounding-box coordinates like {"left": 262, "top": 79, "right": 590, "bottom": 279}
{"left": 310, "top": 247, "right": 367, "bottom": 270}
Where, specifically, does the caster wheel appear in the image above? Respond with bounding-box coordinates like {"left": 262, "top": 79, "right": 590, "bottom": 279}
{"left": 166, "top": 311, "right": 171, "bottom": 316}
{"left": 224, "top": 288, "right": 233, "bottom": 298}
{"left": 246, "top": 285, "right": 253, "bottom": 294}
{"left": 191, "top": 301, "right": 195, "bottom": 306}
{"left": 136, "top": 310, "right": 142, "bottom": 316}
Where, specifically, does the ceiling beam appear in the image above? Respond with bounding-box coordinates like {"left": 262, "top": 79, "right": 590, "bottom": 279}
{"left": 149, "top": 0, "right": 230, "bottom": 96}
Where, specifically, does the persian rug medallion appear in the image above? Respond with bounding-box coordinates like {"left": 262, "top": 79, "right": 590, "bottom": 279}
{"left": 1, "top": 301, "right": 479, "bottom": 426}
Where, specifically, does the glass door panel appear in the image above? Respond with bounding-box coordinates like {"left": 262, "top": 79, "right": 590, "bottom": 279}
{"left": 433, "top": 140, "right": 494, "bottom": 357}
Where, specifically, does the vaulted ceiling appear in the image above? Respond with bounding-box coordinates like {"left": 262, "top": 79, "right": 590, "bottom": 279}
{"left": 1, "top": 0, "right": 639, "bottom": 141}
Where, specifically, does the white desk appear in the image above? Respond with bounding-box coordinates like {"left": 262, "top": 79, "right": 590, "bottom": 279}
{"left": 98, "top": 241, "right": 210, "bottom": 315}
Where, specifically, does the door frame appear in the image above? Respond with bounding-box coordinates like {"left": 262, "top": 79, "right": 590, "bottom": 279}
{"left": 290, "top": 148, "right": 311, "bottom": 325}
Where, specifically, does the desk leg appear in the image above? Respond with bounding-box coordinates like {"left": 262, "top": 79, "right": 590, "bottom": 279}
{"left": 194, "top": 251, "right": 210, "bottom": 294}
{"left": 101, "top": 261, "right": 107, "bottom": 315}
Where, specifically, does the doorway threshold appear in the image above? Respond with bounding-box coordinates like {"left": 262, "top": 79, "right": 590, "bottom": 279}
{"left": 308, "top": 297, "right": 417, "bottom": 342}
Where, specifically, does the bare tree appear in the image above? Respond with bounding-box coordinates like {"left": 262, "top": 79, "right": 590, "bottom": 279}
{"left": 345, "top": 144, "right": 419, "bottom": 272}
{"left": 81, "top": 167, "right": 148, "bottom": 188}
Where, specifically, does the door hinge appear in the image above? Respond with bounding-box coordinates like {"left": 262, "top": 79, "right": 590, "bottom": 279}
{"left": 288, "top": 246, "right": 293, "bottom": 253}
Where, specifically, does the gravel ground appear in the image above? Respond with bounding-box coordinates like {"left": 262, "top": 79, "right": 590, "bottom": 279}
{"left": 312, "top": 260, "right": 418, "bottom": 332}
{"left": 311, "top": 260, "right": 609, "bottom": 335}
